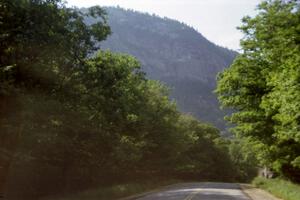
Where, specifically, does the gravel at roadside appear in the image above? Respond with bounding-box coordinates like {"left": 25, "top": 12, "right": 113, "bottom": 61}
{"left": 240, "top": 184, "right": 282, "bottom": 200}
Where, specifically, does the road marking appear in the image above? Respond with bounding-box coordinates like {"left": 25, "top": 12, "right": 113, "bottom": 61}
{"left": 184, "top": 191, "right": 200, "bottom": 200}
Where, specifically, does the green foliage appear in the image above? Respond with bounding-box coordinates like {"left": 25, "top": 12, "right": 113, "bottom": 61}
{"left": 216, "top": 0, "right": 300, "bottom": 181}
{"left": 0, "top": 1, "right": 240, "bottom": 199}
{"left": 0, "top": 0, "right": 110, "bottom": 90}
{"left": 174, "top": 115, "right": 236, "bottom": 181}
{"left": 228, "top": 137, "right": 262, "bottom": 182}
{"left": 253, "top": 177, "right": 300, "bottom": 200}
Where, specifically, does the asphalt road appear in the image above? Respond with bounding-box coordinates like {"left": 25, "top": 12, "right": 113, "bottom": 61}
{"left": 133, "top": 182, "right": 251, "bottom": 200}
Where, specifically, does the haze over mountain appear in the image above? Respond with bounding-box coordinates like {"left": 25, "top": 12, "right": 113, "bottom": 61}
{"left": 89, "top": 7, "right": 237, "bottom": 130}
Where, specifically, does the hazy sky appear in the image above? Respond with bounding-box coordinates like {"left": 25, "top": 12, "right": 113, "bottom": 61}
{"left": 67, "top": 0, "right": 262, "bottom": 50}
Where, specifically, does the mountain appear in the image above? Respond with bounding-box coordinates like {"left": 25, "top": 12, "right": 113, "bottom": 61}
{"left": 87, "top": 7, "right": 237, "bottom": 131}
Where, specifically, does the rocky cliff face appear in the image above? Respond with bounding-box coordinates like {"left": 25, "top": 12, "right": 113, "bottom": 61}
{"left": 90, "top": 7, "right": 237, "bottom": 131}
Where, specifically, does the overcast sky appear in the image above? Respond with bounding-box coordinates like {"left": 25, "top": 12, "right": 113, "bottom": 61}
{"left": 66, "top": 0, "right": 262, "bottom": 50}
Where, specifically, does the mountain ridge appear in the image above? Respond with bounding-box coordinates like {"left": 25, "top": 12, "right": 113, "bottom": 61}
{"left": 86, "top": 6, "right": 237, "bottom": 130}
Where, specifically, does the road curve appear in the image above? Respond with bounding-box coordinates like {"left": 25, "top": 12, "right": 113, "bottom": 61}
{"left": 133, "top": 182, "right": 251, "bottom": 200}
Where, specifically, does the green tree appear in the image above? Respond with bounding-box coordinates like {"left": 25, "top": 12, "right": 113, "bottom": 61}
{"left": 216, "top": 0, "right": 300, "bottom": 181}
{"left": 0, "top": 0, "right": 111, "bottom": 196}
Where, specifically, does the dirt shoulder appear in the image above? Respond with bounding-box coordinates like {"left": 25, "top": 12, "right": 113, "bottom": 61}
{"left": 240, "top": 184, "right": 282, "bottom": 200}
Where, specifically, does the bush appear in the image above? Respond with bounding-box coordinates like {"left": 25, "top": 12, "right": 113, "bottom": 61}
{"left": 252, "top": 177, "right": 300, "bottom": 200}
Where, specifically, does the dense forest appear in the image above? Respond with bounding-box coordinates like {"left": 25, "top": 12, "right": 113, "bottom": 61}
{"left": 92, "top": 7, "right": 237, "bottom": 131}
{"left": 0, "top": 0, "right": 299, "bottom": 200}
{"left": 0, "top": 0, "right": 240, "bottom": 199}
{"left": 216, "top": 0, "right": 300, "bottom": 182}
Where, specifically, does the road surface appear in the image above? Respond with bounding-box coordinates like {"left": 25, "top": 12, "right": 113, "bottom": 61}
{"left": 131, "top": 182, "right": 251, "bottom": 200}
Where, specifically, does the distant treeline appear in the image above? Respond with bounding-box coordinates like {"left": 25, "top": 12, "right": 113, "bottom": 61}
{"left": 0, "top": 1, "right": 250, "bottom": 199}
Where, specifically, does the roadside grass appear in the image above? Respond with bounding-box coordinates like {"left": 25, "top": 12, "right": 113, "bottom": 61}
{"left": 43, "top": 179, "right": 179, "bottom": 200}
{"left": 252, "top": 177, "right": 300, "bottom": 200}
